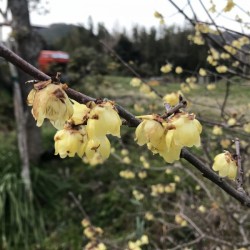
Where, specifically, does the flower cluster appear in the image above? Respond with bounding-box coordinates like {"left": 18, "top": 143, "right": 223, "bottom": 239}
{"left": 151, "top": 183, "right": 176, "bottom": 196}
{"left": 27, "top": 82, "right": 122, "bottom": 166}
{"left": 81, "top": 219, "right": 106, "bottom": 250}
{"left": 127, "top": 235, "right": 149, "bottom": 250}
{"left": 135, "top": 113, "right": 202, "bottom": 163}
{"left": 55, "top": 100, "right": 122, "bottom": 165}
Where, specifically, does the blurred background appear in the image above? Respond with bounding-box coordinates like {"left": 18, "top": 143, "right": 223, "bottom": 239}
{"left": 0, "top": 0, "right": 249, "bottom": 249}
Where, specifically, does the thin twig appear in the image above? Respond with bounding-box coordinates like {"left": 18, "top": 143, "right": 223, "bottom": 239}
{"left": 235, "top": 138, "right": 244, "bottom": 192}
{"left": 100, "top": 40, "right": 163, "bottom": 98}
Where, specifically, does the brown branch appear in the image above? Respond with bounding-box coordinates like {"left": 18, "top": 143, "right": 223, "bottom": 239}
{"left": 180, "top": 148, "right": 250, "bottom": 207}
{"left": 235, "top": 138, "right": 244, "bottom": 192}
{"left": 0, "top": 43, "right": 250, "bottom": 207}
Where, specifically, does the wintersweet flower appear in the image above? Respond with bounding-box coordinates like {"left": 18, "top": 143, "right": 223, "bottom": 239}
{"left": 85, "top": 136, "right": 111, "bottom": 165}
{"left": 135, "top": 115, "right": 165, "bottom": 149}
{"left": 145, "top": 212, "right": 154, "bottom": 221}
{"left": 243, "top": 123, "right": 250, "bottom": 133}
{"left": 224, "top": 0, "right": 235, "bottom": 12}
{"left": 227, "top": 118, "right": 236, "bottom": 126}
{"left": 213, "top": 125, "right": 223, "bottom": 135}
{"left": 180, "top": 83, "right": 190, "bottom": 93}
{"left": 163, "top": 92, "right": 180, "bottom": 106}
{"left": 199, "top": 68, "right": 207, "bottom": 76}
{"left": 207, "top": 84, "right": 216, "bottom": 90}
{"left": 27, "top": 81, "right": 73, "bottom": 129}
{"left": 167, "top": 113, "right": 202, "bottom": 148}
{"left": 70, "top": 100, "right": 90, "bottom": 125}
{"left": 130, "top": 77, "right": 141, "bottom": 87}
{"left": 220, "top": 139, "right": 231, "bottom": 148}
{"left": 160, "top": 63, "right": 172, "bottom": 73}
{"left": 175, "top": 214, "right": 187, "bottom": 227}
{"left": 175, "top": 66, "right": 183, "bottom": 74}
{"left": 86, "top": 101, "right": 122, "bottom": 138}
{"left": 216, "top": 65, "right": 228, "bottom": 73}
{"left": 54, "top": 125, "right": 87, "bottom": 158}
{"left": 212, "top": 151, "right": 237, "bottom": 180}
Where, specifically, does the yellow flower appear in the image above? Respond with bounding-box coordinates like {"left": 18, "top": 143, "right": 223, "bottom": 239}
{"left": 128, "top": 241, "right": 141, "bottom": 250}
{"left": 130, "top": 77, "right": 141, "bottom": 87}
{"left": 145, "top": 212, "right": 154, "bottom": 221}
{"left": 96, "top": 243, "right": 107, "bottom": 250}
{"left": 119, "top": 170, "right": 135, "bottom": 179}
{"left": 132, "top": 190, "right": 144, "bottom": 201}
{"left": 54, "top": 125, "right": 87, "bottom": 158}
{"left": 216, "top": 65, "right": 228, "bottom": 73}
{"left": 207, "top": 84, "right": 216, "bottom": 90}
{"left": 232, "top": 61, "right": 239, "bottom": 67}
{"left": 165, "top": 183, "right": 176, "bottom": 193}
{"left": 180, "top": 83, "right": 190, "bottom": 93}
{"left": 154, "top": 11, "right": 163, "bottom": 19}
{"left": 220, "top": 53, "right": 231, "bottom": 60}
{"left": 85, "top": 136, "right": 111, "bottom": 165}
{"left": 243, "top": 123, "right": 250, "bottom": 133}
{"left": 70, "top": 100, "right": 90, "bottom": 125}
{"left": 212, "top": 125, "right": 223, "bottom": 135}
{"left": 135, "top": 117, "right": 165, "bottom": 150}
{"left": 167, "top": 113, "right": 202, "bottom": 148}
{"left": 198, "top": 205, "right": 206, "bottom": 213}
{"left": 139, "top": 84, "right": 151, "bottom": 94}
{"left": 140, "top": 235, "right": 149, "bottom": 245}
{"left": 210, "top": 48, "right": 220, "bottom": 60}
{"left": 199, "top": 68, "right": 207, "bottom": 76}
{"left": 174, "top": 175, "right": 180, "bottom": 182}
{"left": 160, "top": 63, "right": 172, "bottom": 73}
{"left": 175, "top": 214, "right": 187, "bottom": 227}
{"left": 175, "top": 66, "right": 183, "bottom": 74}
{"left": 220, "top": 139, "right": 231, "bottom": 148}
{"left": 81, "top": 218, "right": 90, "bottom": 228}
{"left": 122, "top": 156, "right": 131, "bottom": 164}
{"left": 158, "top": 136, "right": 182, "bottom": 163}
{"left": 224, "top": 0, "right": 235, "bottom": 12}
{"left": 224, "top": 45, "right": 237, "bottom": 55}
{"left": 86, "top": 101, "right": 121, "bottom": 138}
{"left": 121, "top": 149, "right": 129, "bottom": 156}
{"left": 227, "top": 118, "right": 236, "bottom": 126}
{"left": 212, "top": 151, "right": 237, "bottom": 180}
{"left": 163, "top": 92, "right": 179, "bottom": 106}
{"left": 27, "top": 81, "right": 73, "bottom": 129}
{"left": 138, "top": 171, "right": 147, "bottom": 179}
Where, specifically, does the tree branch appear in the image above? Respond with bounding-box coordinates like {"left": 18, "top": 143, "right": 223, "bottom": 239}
{"left": 0, "top": 43, "right": 250, "bottom": 207}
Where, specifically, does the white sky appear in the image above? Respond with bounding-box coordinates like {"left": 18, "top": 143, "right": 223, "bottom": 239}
{"left": 1, "top": 0, "right": 250, "bottom": 40}
{"left": 29, "top": 0, "right": 250, "bottom": 32}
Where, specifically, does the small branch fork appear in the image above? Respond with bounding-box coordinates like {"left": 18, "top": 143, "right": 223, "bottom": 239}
{"left": 0, "top": 44, "right": 249, "bottom": 207}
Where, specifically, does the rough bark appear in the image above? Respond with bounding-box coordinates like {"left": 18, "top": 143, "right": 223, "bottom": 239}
{"left": 8, "top": 0, "right": 43, "bottom": 163}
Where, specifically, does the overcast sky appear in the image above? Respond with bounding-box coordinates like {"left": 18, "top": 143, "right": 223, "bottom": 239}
{"left": 0, "top": 0, "right": 250, "bottom": 40}
{"left": 28, "top": 0, "right": 250, "bottom": 32}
